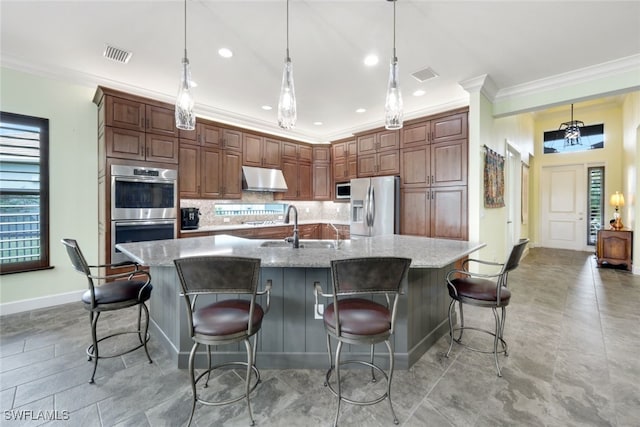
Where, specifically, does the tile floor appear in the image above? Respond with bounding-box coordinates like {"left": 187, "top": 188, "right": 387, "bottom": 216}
{"left": 1, "top": 248, "right": 639, "bottom": 426}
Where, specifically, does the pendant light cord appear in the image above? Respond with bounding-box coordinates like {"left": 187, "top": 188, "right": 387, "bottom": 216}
{"left": 286, "top": 0, "right": 290, "bottom": 60}
{"left": 183, "top": 0, "right": 188, "bottom": 58}
{"left": 393, "top": 0, "right": 397, "bottom": 60}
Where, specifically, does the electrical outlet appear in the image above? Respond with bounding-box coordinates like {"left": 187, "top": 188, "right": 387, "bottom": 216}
{"left": 223, "top": 217, "right": 230, "bottom": 223}
{"left": 305, "top": 208, "right": 310, "bottom": 213}
{"left": 336, "top": 206, "right": 340, "bottom": 212}
{"left": 314, "top": 303, "right": 324, "bottom": 319}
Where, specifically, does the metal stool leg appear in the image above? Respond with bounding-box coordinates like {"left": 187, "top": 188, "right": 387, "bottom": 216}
{"left": 492, "top": 307, "right": 502, "bottom": 377}
{"left": 88, "top": 311, "right": 100, "bottom": 384}
{"left": 324, "top": 334, "right": 332, "bottom": 387}
{"left": 332, "top": 340, "right": 343, "bottom": 427}
{"left": 243, "top": 338, "right": 256, "bottom": 426}
{"left": 384, "top": 339, "right": 399, "bottom": 425}
{"left": 186, "top": 342, "right": 199, "bottom": 427}
{"left": 370, "top": 344, "right": 377, "bottom": 382}
{"left": 140, "top": 303, "right": 153, "bottom": 364}
{"left": 500, "top": 306, "right": 508, "bottom": 356}
{"left": 204, "top": 345, "right": 212, "bottom": 388}
{"left": 446, "top": 299, "right": 456, "bottom": 358}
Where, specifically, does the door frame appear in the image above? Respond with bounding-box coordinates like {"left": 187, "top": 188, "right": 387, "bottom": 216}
{"left": 505, "top": 140, "right": 521, "bottom": 249}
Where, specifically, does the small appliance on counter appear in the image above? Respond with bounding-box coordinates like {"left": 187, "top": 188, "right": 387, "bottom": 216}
{"left": 181, "top": 207, "right": 200, "bottom": 230}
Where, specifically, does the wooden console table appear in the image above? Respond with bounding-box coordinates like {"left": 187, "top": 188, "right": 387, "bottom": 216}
{"left": 596, "top": 229, "right": 633, "bottom": 271}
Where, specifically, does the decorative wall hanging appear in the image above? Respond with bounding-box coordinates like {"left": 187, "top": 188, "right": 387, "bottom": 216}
{"left": 484, "top": 145, "right": 505, "bottom": 208}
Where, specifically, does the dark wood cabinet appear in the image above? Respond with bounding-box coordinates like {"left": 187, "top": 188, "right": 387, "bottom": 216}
{"left": 401, "top": 139, "right": 467, "bottom": 188}
{"left": 282, "top": 141, "right": 313, "bottom": 163}
{"left": 243, "top": 134, "right": 281, "bottom": 168}
{"left": 105, "top": 96, "right": 145, "bottom": 131}
{"left": 145, "top": 105, "right": 177, "bottom": 136}
{"left": 356, "top": 129, "right": 399, "bottom": 177}
{"left": 320, "top": 223, "right": 350, "bottom": 240}
{"left": 179, "top": 116, "right": 243, "bottom": 200}
{"left": 312, "top": 146, "right": 331, "bottom": 201}
{"left": 597, "top": 229, "right": 632, "bottom": 271}
{"left": 145, "top": 133, "right": 179, "bottom": 164}
{"left": 277, "top": 159, "right": 312, "bottom": 200}
{"left": 401, "top": 186, "right": 467, "bottom": 240}
{"left": 332, "top": 138, "right": 357, "bottom": 183}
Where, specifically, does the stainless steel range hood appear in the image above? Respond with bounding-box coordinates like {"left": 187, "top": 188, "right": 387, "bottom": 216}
{"left": 242, "top": 166, "right": 288, "bottom": 192}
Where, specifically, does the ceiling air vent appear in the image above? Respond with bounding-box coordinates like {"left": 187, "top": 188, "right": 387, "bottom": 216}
{"left": 103, "top": 45, "right": 132, "bottom": 64}
{"left": 411, "top": 67, "right": 438, "bottom": 83}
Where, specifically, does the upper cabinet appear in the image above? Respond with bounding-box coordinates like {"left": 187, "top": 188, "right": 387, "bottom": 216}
{"left": 356, "top": 129, "right": 400, "bottom": 177}
{"left": 243, "top": 133, "right": 281, "bottom": 168}
{"left": 98, "top": 89, "right": 179, "bottom": 164}
{"left": 331, "top": 138, "right": 357, "bottom": 183}
{"left": 312, "top": 146, "right": 331, "bottom": 201}
{"left": 401, "top": 111, "right": 467, "bottom": 148}
{"left": 282, "top": 141, "right": 313, "bottom": 163}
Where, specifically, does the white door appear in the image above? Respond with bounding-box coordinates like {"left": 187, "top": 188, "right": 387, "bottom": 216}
{"left": 505, "top": 143, "right": 521, "bottom": 248}
{"left": 540, "top": 164, "right": 586, "bottom": 250}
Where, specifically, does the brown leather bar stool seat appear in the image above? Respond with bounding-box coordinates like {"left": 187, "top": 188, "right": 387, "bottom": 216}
{"left": 446, "top": 238, "right": 529, "bottom": 376}
{"left": 174, "top": 256, "right": 272, "bottom": 427}
{"left": 61, "top": 238, "right": 153, "bottom": 384}
{"left": 315, "top": 257, "right": 411, "bottom": 427}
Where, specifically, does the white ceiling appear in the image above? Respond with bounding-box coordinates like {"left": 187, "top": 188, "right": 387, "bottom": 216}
{"left": 1, "top": 1, "right": 639, "bottom": 143}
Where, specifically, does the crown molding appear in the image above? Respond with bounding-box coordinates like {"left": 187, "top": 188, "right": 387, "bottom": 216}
{"left": 458, "top": 74, "right": 498, "bottom": 101}
{"left": 494, "top": 54, "right": 640, "bottom": 101}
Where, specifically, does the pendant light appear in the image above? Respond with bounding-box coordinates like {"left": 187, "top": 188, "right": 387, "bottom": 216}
{"left": 175, "top": 0, "right": 195, "bottom": 131}
{"left": 559, "top": 104, "right": 584, "bottom": 146}
{"left": 278, "top": 0, "right": 297, "bottom": 129}
{"left": 384, "top": 0, "right": 403, "bottom": 130}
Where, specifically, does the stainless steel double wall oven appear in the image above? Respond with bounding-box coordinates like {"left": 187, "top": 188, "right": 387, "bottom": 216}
{"left": 111, "top": 165, "right": 177, "bottom": 264}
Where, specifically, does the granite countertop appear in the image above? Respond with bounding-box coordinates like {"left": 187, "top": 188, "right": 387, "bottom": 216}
{"left": 116, "top": 234, "right": 485, "bottom": 269}
{"left": 181, "top": 220, "right": 350, "bottom": 234}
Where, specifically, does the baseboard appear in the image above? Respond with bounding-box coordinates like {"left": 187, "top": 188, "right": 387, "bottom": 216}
{"left": 0, "top": 290, "right": 84, "bottom": 316}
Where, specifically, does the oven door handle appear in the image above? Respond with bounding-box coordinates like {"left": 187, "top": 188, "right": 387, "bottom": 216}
{"left": 114, "top": 220, "right": 176, "bottom": 226}
{"left": 113, "top": 176, "right": 176, "bottom": 185}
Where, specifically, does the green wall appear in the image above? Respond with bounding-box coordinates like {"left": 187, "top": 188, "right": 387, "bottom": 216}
{"left": 0, "top": 68, "right": 98, "bottom": 310}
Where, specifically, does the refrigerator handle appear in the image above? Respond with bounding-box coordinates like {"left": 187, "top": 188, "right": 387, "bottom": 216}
{"left": 369, "top": 185, "right": 376, "bottom": 228}
{"left": 365, "top": 185, "right": 372, "bottom": 227}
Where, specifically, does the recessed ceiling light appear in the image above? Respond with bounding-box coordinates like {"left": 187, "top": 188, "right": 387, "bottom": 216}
{"left": 313, "top": 121, "right": 323, "bottom": 126}
{"left": 413, "top": 90, "right": 426, "bottom": 97}
{"left": 261, "top": 105, "right": 273, "bottom": 111}
{"left": 364, "top": 55, "right": 378, "bottom": 66}
{"left": 355, "top": 108, "right": 366, "bottom": 113}
{"left": 218, "top": 48, "right": 233, "bottom": 58}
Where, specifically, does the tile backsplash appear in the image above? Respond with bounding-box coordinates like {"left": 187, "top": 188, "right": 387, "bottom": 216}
{"left": 181, "top": 193, "right": 349, "bottom": 227}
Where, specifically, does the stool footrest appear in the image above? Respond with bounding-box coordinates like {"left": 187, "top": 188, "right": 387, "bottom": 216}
{"left": 450, "top": 326, "right": 508, "bottom": 355}
{"left": 86, "top": 330, "right": 150, "bottom": 360}
{"left": 195, "top": 362, "right": 260, "bottom": 407}
{"left": 325, "top": 359, "right": 389, "bottom": 406}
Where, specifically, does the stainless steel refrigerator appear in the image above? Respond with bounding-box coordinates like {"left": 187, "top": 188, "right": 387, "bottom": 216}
{"left": 350, "top": 175, "right": 400, "bottom": 238}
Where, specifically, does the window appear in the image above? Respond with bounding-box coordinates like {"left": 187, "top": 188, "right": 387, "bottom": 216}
{"left": 0, "top": 112, "right": 50, "bottom": 274}
{"left": 587, "top": 166, "right": 605, "bottom": 246}
{"left": 543, "top": 124, "right": 604, "bottom": 154}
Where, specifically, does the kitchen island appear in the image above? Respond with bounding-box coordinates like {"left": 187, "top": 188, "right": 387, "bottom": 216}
{"left": 117, "top": 235, "right": 484, "bottom": 369}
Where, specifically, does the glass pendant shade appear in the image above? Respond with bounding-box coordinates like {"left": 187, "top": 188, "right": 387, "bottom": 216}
{"left": 385, "top": 57, "right": 403, "bottom": 130}
{"left": 277, "top": 55, "right": 297, "bottom": 130}
{"left": 175, "top": 57, "right": 195, "bottom": 130}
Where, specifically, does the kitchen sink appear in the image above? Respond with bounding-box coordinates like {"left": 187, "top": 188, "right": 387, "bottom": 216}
{"left": 260, "top": 240, "right": 336, "bottom": 249}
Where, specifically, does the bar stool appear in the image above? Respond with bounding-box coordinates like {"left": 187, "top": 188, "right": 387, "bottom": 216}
{"left": 445, "top": 238, "right": 529, "bottom": 376}
{"left": 174, "top": 256, "right": 272, "bottom": 427}
{"left": 314, "top": 257, "right": 411, "bottom": 427}
{"left": 61, "top": 238, "right": 153, "bottom": 384}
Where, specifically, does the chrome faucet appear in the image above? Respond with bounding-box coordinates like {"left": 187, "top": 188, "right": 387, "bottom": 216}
{"left": 284, "top": 205, "right": 299, "bottom": 248}
{"left": 329, "top": 223, "right": 341, "bottom": 249}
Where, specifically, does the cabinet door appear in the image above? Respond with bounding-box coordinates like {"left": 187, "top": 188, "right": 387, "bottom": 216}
{"left": 299, "top": 224, "right": 320, "bottom": 239}
{"left": 378, "top": 130, "right": 399, "bottom": 151}
{"left": 106, "top": 127, "right": 145, "bottom": 161}
{"left": 346, "top": 156, "right": 358, "bottom": 180}
{"left": 313, "top": 146, "right": 330, "bottom": 163}
{"left": 278, "top": 160, "right": 299, "bottom": 200}
{"left": 401, "top": 121, "right": 429, "bottom": 148}
{"left": 263, "top": 138, "right": 282, "bottom": 168}
{"left": 298, "top": 144, "right": 313, "bottom": 163}
{"left": 332, "top": 141, "right": 346, "bottom": 160}
{"left": 201, "top": 147, "right": 222, "bottom": 198}
{"left": 280, "top": 141, "right": 298, "bottom": 161}
{"left": 145, "top": 134, "right": 179, "bottom": 164}
{"left": 432, "top": 112, "right": 467, "bottom": 143}
{"left": 242, "top": 133, "right": 264, "bottom": 167}
{"left": 401, "top": 188, "right": 430, "bottom": 237}
{"left": 357, "top": 154, "right": 376, "bottom": 177}
{"left": 179, "top": 143, "right": 200, "bottom": 198}
{"left": 333, "top": 158, "right": 347, "bottom": 181}
{"left": 377, "top": 150, "right": 400, "bottom": 176}
{"left": 346, "top": 139, "right": 358, "bottom": 157}
{"left": 430, "top": 139, "right": 467, "bottom": 187}
{"left": 222, "top": 149, "right": 242, "bottom": 199}
{"left": 400, "top": 146, "right": 429, "bottom": 187}
{"left": 145, "top": 105, "right": 177, "bottom": 136}
{"left": 357, "top": 133, "right": 377, "bottom": 155}
{"left": 431, "top": 186, "right": 467, "bottom": 240}
{"left": 298, "top": 162, "right": 313, "bottom": 200}
{"left": 313, "top": 162, "right": 331, "bottom": 200}
{"left": 106, "top": 96, "right": 144, "bottom": 131}
{"left": 222, "top": 129, "right": 242, "bottom": 151}
{"left": 197, "top": 123, "right": 221, "bottom": 147}
{"left": 179, "top": 127, "right": 197, "bottom": 141}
